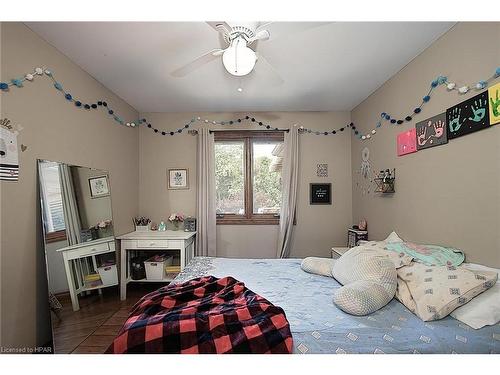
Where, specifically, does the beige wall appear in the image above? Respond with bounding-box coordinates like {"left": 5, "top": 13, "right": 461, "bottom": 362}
{"left": 0, "top": 23, "right": 140, "bottom": 349}
{"left": 351, "top": 22, "right": 500, "bottom": 267}
{"left": 138, "top": 112, "right": 353, "bottom": 258}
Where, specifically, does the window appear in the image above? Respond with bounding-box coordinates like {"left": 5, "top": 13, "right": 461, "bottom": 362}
{"left": 215, "top": 131, "right": 284, "bottom": 224}
{"left": 39, "top": 161, "right": 67, "bottom": 243}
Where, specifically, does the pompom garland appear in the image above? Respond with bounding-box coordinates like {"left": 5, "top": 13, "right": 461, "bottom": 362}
{"left": 0, "top": 66, "right": 499, "bottom": 142}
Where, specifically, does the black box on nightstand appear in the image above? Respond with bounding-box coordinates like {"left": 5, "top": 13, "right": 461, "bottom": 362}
{"left": 348, "top": 229, "right": 368, "bottom": 248}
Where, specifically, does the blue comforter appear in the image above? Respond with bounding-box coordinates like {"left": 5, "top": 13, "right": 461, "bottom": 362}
{"left": 173, "top": 257, "right": 500, "bottom": 354}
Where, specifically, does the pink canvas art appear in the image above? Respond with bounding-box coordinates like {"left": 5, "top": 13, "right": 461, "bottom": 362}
{"left": 397, "top": 128, "right": 417, "bottom": 156}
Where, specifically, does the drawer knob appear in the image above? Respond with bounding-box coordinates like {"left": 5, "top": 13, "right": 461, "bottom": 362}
{"left": 91, "top": 248, "right": 96, "bottom": 252}
{"left": 150, "top": 242, "right": 156, "bottom": 246}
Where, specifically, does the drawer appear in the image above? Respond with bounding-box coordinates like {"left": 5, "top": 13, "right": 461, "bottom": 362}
{"left": 167, "top": 240, "right": 183, "bottom": 249}
{"left": 136, "top": 239, "right": 184, "bottom": 249}
{"left": 137, "top": 239, "right": 169, "bottom": 248}
{"left": 66, "top": 242, "right": 111, "bottom": 260}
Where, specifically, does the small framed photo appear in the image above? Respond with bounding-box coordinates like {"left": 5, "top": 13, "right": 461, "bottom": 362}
{"left": 310, "top": 183, "right": 332, "bottom": 205}
{"left": 317, "top": 163, "right": 328, "bottom": 177}
{"left": 88, "top": 175, "right": 110, "bottom": 198}
{"left": 168, "top": 168, "right": 189, "bottom": 190}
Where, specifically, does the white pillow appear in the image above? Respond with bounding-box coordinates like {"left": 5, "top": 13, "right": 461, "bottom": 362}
{"left": 383, "top": 231, "right": 404, "bottom": 244}
{"left": 333, "top": 280, "right": 392, "bottom": 316}
{"left": 301, "top": 257, "right": 335, "bottom": 277}
{"left": 332, "top": 248, "right": 397, "bottom": 315}
{"left": 450, "top": 263, "right": 500, "bottom": 329}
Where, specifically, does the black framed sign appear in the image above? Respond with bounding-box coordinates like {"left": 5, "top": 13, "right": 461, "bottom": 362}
{"left": 310, "top": 183, "right": 332, "bottom": 205}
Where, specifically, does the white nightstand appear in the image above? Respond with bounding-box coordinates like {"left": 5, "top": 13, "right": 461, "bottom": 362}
{"left": 331, "top": 247, "right": 349, "bottom": 259}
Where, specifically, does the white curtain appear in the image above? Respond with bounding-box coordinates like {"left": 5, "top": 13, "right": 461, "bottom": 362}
{"left": 277, "top": 126, "right": 300, "bottom": 258}
{"left": 59, "top": 164, "right": 81, "bottom": 246}
{"left": 196, "top": 128, "right": 217, "bottom": 256}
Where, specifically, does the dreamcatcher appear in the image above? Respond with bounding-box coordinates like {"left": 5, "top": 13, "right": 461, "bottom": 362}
{"left": 361, "top": 147, "right": 371, "bottom": 178}
{"left": 356, "top": 147, "right": 376, "bottom": 195}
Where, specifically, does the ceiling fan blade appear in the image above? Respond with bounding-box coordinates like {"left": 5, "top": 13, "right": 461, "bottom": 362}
{"left": 206, "top": 21, "right": 231, "bottom": 36}
{"left": 255, "top": 53, "right": 284, "bottom": 86}
{"left": 248, "top": 29, "right": 270, "bottom": 43}
{"left": 256, "top": 22, "right": 331, "bottom": 43}
{"left": 170, "top": 49, "right": 224, "bottom": 77}
{"left": 212, "top": 49, "right": 225, "bottom": 56}
{"left": 206, "top": 21, "right": 231, "bottom": 48}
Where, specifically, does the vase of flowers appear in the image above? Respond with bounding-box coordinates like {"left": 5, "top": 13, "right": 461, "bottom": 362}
{"left": 94, "top": 219, "right": 113, "bottom": 238}
{"left": 168, "top": 213, "right": 184, "bottom": 231}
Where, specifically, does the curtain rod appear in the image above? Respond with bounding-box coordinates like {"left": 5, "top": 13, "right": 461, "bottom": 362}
{"left": 188, "top": 129, "right": 290, "bottom": 135}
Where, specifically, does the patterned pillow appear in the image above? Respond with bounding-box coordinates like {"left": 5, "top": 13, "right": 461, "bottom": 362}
{"left": 395, "top": 262, "right": 498, "bottom": 321}
{"left": 331, "top": 248, "right": 397, "bottom": 315}
{"left": 385, "top": 242, "right": 465, "bottom": 267}
{"left": 383, "top": 231, "right": 404, "bottom": 244}
{"left": 353, "top": 242, "right": 413, "bottom": 268}
{"left": 300, "top": 257, "right": 335, "bottom": 277}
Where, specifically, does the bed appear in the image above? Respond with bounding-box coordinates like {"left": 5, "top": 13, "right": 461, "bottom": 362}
{"left": 172, "top": 257, "right": 500, "bottom": 354}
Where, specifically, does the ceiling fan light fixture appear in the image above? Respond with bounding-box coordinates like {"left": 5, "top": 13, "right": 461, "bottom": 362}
{"left": 222, "top": 37, "right": 256, "bottom": 77}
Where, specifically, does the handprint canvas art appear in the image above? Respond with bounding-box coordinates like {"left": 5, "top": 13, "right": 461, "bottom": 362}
{"left": 415, "top": 113, "right": 448, "bottom": 150}
{"left": 446, "top": 91, "right": 490, "bottom": 139}
{"left": 488, "top": 81, "right": 500, "bottom": 126}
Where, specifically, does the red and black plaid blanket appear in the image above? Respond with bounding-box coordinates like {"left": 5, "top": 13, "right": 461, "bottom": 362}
{"left": 106, "top": 276, "right": 293, "bottom": 354}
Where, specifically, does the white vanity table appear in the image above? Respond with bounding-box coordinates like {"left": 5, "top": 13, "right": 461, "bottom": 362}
{"left": 117, "top": 230, "right": 196, "bottom": 300}
{"left": 57, "top": 236, "right": 118, "bottom": 311}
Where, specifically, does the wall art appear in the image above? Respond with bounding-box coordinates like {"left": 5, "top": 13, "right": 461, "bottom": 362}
{"left": 316, "top": 163, "right": 328, "bottom": 177}
{"left": 168, "top": 168, "right": 189, "bottom": 190}
{"left": 488, "top": 81, "right": 500, "bottom": 126}
{"left": 0, "top": 118, "right": 20, "bottom": 181}
{"left": 446, "top": 91, "right": 490, "bottom": 139}
{"left": 310, "top": 183, "right": 331, "bottom": 205}
{"left": 88, "top": 175, "right": 110, "bottom": 198}
{"left": 397, "top": 128, "right": 417, "bottom": 156}
{"left": 415, "top": 112, "right": 448, "bottom": 150}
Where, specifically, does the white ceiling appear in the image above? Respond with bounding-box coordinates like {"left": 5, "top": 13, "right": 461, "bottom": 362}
{"left": 26, "top": 22, "right": 454, "bottom": 113}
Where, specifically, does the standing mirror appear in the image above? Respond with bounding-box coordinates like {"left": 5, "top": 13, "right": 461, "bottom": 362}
{"left": 38, "top": 160, "right": 117, "bottom": 353}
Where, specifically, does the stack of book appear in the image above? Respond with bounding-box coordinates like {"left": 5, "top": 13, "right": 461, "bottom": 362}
{"left": 84, "top": 273, "right": 102, "bottom": 288}
{"left": 165, "top": 265, "right": 181, "bottom": 279}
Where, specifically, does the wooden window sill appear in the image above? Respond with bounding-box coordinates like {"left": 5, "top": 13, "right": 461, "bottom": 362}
{"left": 45, "top": 229, "right": 67, "bottom": 244}
{"left": 217, "top": 216, "right": 279, "bottom": 225}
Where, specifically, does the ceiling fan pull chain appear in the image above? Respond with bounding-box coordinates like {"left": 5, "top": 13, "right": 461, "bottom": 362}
{"left": 234, "top": 38, "right": 240, "bottom": 74}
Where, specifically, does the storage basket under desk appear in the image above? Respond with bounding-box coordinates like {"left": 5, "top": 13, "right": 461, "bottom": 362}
{"left": 117, "top": 231, "right": 196, "bottom": 300}
{"left": 128, "top": 253, "right": 181, "bottom": 282}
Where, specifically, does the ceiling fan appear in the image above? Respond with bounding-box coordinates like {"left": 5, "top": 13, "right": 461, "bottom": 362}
{"left": 170, "top": 22, "right": 327, "bottom": 84}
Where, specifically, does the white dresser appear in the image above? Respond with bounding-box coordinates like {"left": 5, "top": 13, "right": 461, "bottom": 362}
{"left": 117, "top": 230, "right": 196, "bottom": 300}
{"left": 57, "top": 236, "right": 117, "bottom": 311}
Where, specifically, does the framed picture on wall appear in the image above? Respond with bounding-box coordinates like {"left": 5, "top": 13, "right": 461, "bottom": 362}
{"left": 168, "top": 168, "right": 189, "bottom": 190}
{"left": 446, "top": 91, "right": 490, "bottom": 139}
{"left": 310, "top": 183, "right": 332, "bottom": 205}
{"left": 88, "top": 175, "right": 110, "bottom": 198}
